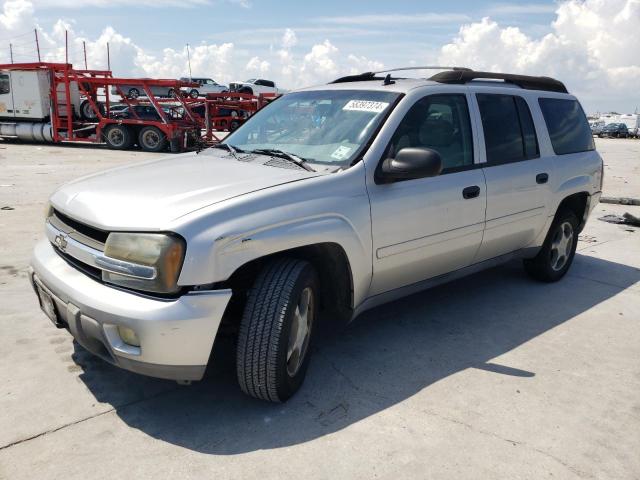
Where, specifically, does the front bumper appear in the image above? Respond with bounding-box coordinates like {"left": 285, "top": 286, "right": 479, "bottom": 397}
{"left": 30, "top": 239, "right": 232, "bottom": 381}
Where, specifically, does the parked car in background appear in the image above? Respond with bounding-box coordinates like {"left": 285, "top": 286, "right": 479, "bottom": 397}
{"left": 179, "top": 77, "right": 227, "bottom": 98}
{"left": 31, "top": 68, "right": 603, "bottom": 403}
{"left": 229, "top": 78, "right": 279, "bottom": 95}
{"left": 590, "top": 121, "right": 605, "bottom": 135}
{"left": 110, "top": 83, "right": 176, "bottom": 99}
{"left": 598, "top": 123, "right": 629, "bottom": 138}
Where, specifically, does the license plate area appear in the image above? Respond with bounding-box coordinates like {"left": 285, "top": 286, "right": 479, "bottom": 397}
{"left": 35, "top": 282, "right": 63, "bottom": 327}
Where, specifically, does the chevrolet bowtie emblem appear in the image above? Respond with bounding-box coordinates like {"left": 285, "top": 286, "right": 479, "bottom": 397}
{"left": 54, "top": 234, "right": 68, "bottom": 252}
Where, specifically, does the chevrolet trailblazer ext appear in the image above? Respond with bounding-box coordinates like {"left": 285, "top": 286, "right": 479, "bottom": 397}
{"left": 31, "top": 68, "right": 603, "bottom": 402}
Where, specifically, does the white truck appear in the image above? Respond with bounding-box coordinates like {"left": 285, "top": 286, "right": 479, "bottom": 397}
{"left": 0, "top": 68, "right": 84, "bottom": 141}
{"left": 229, "top": 78, "right": 279, "bottom": 95}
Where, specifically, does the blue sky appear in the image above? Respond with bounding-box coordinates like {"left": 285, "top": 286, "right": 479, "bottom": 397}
{"left": 31, "top": 0, "right": 558, "bottom": 68}
{"left": 2, "top": 0, "right": 639, "bottom": 112}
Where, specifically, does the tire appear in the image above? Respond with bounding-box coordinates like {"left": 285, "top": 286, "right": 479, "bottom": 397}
{"left": 236, "top": 258, "right": 319, "bottom": 402}
{"left": 189, "top": 89, "right": 199, "bottom": 99}
{"left": 230, "top": 120, "right": 240, "bottom": 131}
{"left": 127, "top": 88, "right": 140, "bottom": 99}
{"left": 523, "top": 209, "right": 579, "bottom": 282}
{"left": 167, "top": 88, "right": 175, "bottom": 98}
{"left": 138, "top": 126, "right": 167, "bottom": 152}
{"left": 103, "top": 124, "right": 134, "bottom": 150}
{"left": 79, "top": 100, "right": 104, "bottom": 121}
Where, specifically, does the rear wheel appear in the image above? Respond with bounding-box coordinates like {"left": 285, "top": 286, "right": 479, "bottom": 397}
{"left": 189, "top": 89, "right": 199, "bottom": 99}
{"left": 523, "top": 209, "right": 579, "bottom": 282}
{"left": 138, "top": 126, "right": 167, "bottom": 152}
{"left": 236, "top": 258, "right": 319, "bottom": 402}
{"left": 103, "top": 124, "right": 134, "bottom": 150}
{"left": 127, "top": 88, "right": 140, "bottom": 99}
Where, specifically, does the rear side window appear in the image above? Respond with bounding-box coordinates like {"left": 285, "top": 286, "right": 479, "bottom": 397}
{"left": 477, "top": 94, "right": 540, "bottom": 164}
{"left": 538, "top": 98, "right": 594, "bottom": 155}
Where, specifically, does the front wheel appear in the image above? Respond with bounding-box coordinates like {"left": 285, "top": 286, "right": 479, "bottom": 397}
{"left": 523, "top": 209, "right": 579, "bottom": 282}
{"left": 189, "top": 89, "right": 199, "bottom": 99}
{"left": 236, "top": 258, "right": 319, "bottom": 402}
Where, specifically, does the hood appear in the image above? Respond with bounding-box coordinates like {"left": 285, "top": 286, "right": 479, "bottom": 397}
{"left": 50, "top": 150, "right": 318, "bottom": 230}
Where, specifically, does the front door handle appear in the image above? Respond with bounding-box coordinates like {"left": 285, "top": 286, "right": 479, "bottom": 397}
{"left": 536, "top": 173, "right": 549, "bottom": 184}
{"left": 462, "top": 185, "right": 481, "bottom": 199}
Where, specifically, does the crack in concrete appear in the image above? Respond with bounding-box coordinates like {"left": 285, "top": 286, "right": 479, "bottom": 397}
{"left": 420, "top": 408, "right": 595, "bottom": 479}
{"left": 0, "top": 386, "right": 180, "bottom": 452}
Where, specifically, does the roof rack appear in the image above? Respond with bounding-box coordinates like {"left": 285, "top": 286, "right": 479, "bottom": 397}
{"left": 330, "top": 67, "right": 568, "bottom": 94}
{"left": 331, "top": 66, "right": 471, "bottom": 84}
{"left": 429, "top": 70, "right": 568, "bottom": 93}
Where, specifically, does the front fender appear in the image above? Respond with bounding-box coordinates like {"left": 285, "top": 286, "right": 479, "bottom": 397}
{"left": 175, "top": 166, "right": 373, "bottom": 308}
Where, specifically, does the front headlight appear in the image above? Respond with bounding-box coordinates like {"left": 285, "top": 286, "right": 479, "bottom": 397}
{"left": 101, "top": 233, "right": 186, "bottom": 294}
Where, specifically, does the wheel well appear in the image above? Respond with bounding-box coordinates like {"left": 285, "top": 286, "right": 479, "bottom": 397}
{"left": 223, "top": 243, "right": 354, "bottom": 328}
{"left": 556, "top": 192, "right": 589, "bottom": 231}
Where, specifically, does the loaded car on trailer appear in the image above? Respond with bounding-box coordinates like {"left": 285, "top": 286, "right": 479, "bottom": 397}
{"left": 31, "top": 67, "right": 602, "bottom": 402}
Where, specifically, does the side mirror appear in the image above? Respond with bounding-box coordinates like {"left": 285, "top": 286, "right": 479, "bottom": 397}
{"left": 379, "top": 147, "right": 443, "bottom": 181}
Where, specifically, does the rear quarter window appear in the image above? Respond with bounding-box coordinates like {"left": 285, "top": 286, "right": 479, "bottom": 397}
{"left": 538, "top": 98, "right": 594, "bottom": 155}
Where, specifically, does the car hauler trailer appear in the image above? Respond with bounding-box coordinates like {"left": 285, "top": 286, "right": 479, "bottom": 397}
{"left": 0, "top": 62, "right": 203, "bottom": 152}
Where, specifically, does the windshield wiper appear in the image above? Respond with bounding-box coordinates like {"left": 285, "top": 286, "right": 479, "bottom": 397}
{"left": 211, "top": 143, "right": 244, "bottom": 160}
{"left": 248, "top": 148, "right": 315, "bottom": 172}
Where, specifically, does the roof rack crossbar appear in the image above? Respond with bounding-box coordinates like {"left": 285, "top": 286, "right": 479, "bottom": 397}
{"left": 331, "top": 66, "right": 471, "bottom": 84}
{"left": 429, "top": 70, "right": 568, "bottom": 93}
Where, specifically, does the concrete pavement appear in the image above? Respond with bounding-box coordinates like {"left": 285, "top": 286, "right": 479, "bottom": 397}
{"left": 0, "top": 139, "right": 638, "bottom": 479}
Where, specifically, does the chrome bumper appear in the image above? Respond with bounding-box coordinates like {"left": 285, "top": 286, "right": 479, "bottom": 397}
{"left": 30, "top": 239, "right": 232, "bottom": 381}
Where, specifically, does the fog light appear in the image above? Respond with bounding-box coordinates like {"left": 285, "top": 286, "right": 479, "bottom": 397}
{"left": 117, "top": 326, "right": 140, "bottom": 347}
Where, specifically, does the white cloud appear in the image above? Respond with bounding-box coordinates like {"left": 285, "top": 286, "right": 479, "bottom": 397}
{"left": 246, "top": 55, "right": 270, "bottom": 75}
{"left": 439, "top": 0, "right": 640, "bottom": 112}
{"left": 281, "top": 28, "right": 297, "bottom": 49}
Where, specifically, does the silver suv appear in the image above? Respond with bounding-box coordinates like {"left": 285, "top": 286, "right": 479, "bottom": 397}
{"left": 31, "top": 68, "right": 603, "bottom": 402}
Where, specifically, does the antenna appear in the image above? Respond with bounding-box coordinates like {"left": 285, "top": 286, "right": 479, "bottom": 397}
{"left": 83, "top": 40, "right": 87, "bottom": 69}
{"left": 186, "top": 43, "right": 192, "bottom": 80}
{"left": 107, "top": 42, "right": 111, "bottom": 71}
{"left": 34, "top": 28, "right": 41, "bottom": 62}
{"left": 9, "top": 43, "right": 13, "bottom": 64}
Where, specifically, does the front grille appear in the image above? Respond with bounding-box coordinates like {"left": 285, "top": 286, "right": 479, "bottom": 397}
{"left": 48, "top": 209, "right": 108, "bottom": 281}
{"left": 53, "top": 209, "right": 108, "bottom": 245}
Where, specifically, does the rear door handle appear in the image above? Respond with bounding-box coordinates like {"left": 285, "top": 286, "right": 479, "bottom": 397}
{"left": 536, "top": 173, "right": 549, "bottom": 184}
{"left": 462, "top": 185, "right": 481, "bottom": 199}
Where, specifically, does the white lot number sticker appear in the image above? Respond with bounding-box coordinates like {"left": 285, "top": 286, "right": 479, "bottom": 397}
{"left": 331, "top": 145, "right": 352, "bottom": 160}
{"left": 343, "top": 100, "right": 389, "bottom": 113}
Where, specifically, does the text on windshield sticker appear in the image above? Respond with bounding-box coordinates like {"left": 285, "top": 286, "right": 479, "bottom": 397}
{"left": 343, "top": 100, "right": 389, "bottom": 113}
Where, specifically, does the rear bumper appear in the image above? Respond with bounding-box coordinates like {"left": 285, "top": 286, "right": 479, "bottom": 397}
{"left": 30, "top": 239, "right": 232, "bottom": 381}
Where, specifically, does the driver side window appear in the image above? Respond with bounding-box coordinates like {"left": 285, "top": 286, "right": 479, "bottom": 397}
{"left": 388, "top": 94, "right": 474, "bottom": 173}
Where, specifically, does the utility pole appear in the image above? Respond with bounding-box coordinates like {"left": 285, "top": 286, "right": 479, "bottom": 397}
{"left": 9, "top": 43, "right": 13, "bottom": 64}
{"left": 34, "top": 28, "right": 41, "bottom": 62}
{"left": 65, "top": 29, "right": 68, "bottom": 65}
{"left": 107, "top": 42, "right": 111, "bottom": 71}
{"left": 186, "top": 43, "right": 192, "bottom": 80}
{"left": 83, "top": 41, "right": 87, "bottom": 69}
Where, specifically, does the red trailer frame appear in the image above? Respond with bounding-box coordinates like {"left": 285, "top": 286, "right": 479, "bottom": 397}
{"left": 0, "top": 62, "right": 280, "bottom": 152}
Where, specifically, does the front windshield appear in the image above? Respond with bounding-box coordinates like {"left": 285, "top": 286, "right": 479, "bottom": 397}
{"left": 222, "top": 89, "right": 400, "bottom": 170}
